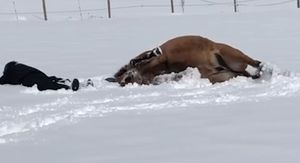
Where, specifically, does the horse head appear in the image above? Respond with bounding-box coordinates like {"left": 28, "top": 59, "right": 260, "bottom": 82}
{"left": 115, "top": 67, "right": 144, "bottom": 87}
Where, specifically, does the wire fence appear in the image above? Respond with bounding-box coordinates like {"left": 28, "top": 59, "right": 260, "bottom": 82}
{"left": 0, "top": 0, "right": 299, "bottom": 21}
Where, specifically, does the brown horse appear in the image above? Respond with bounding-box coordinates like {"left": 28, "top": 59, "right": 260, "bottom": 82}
{"left": 108, "top": 35, "right": 262, "bottom": 86}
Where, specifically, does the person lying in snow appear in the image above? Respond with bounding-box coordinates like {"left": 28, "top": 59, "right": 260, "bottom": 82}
{"left": 0, "top": 61, "right": 81, "bottom": 91}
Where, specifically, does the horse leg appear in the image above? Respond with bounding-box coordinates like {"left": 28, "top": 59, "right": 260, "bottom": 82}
{"left": 215, "top": 53, "right": 262, "bottom": 79}
{"left": 207, "top": 70, "right": 237, "bottom": 84}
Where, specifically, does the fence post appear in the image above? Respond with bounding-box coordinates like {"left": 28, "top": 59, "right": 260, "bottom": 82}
{"left": 181, "top": 0, "right": 185, "bottom": 13}
{"left": 298, "top": 0, "right": 300, "bottom": 8}
{"left": 77, "top": 0, "right": 83, "bottom": 20}
{"left": 42, "top": 0, "right": 48, "bottom": 21}
{"left": 170, "top": 0, "right": 174, "bottom": 13}
{"left": 233, "top": 0, "right": 237, "bottom": 12}
{"left": 107, "top": 0, "right": 111, "bottom": 18}
{"left": 12, "top": 1, "right": 19, "bottom": 22}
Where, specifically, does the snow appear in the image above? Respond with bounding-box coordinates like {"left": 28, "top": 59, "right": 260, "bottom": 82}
{"left": 1, "top": 0, "right": 300, "bottom": 162}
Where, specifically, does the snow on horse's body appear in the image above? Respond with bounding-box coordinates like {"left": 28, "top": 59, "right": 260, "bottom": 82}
{"left": 112, "top": 35, "right": 262, "bottom": 86}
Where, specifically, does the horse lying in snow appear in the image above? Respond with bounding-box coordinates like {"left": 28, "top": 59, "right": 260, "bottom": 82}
{"left": 107, "top": 35, "right": 263, "bottom": 86}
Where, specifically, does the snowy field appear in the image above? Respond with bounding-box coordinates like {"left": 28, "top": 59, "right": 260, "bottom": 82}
{"left": 1, "top": 0, "right": 300, "bottom": 163}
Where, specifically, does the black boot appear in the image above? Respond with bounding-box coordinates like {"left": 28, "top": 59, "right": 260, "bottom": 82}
{"left": 71, "top": 79, "right": 80, "bottom": 91}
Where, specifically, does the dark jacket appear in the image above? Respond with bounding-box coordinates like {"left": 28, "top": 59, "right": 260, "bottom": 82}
{"left": 0, "top": 61, "right": 45, "bottom": 85}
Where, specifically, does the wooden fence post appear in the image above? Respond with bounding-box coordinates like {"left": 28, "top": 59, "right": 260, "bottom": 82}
{"left": 181, "top": 0, "right": 185, "bottom": 13}
{"left": 107, "top": 0, "right": 111, "bottom": 18}
{"left": 77, "top": 0, "right": 83, "bottom": 20}
{"left": 233, "top": 0, "right": 237, "bottom": 12}
{"left": 42, "top": 0, "right": 48, "bottom": 21}
{"left": 170, "top": 0, "right": 174, "bottom": 13}
{"left": 12, "top": 1, "right": 19, "bottom": 21}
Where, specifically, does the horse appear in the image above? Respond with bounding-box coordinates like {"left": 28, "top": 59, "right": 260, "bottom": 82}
{"left": 108, "top": 35, "right": 262, "bottom": 86}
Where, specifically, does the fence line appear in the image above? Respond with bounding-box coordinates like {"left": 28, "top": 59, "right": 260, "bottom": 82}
{"left": 240, "top": 0, "right": 295, "bottom": 6}
{"left": 0, "top": 0, "right": 299, "bottom": 20}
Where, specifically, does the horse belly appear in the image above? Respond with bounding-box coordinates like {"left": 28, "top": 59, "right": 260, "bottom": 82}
{"left": 166, "top": 50, "right": 211, "bottom": 68}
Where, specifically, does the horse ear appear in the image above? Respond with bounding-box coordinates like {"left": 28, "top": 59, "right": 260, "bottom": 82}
{"left": 105, "top": 77, "right": 117, "bottom": 82}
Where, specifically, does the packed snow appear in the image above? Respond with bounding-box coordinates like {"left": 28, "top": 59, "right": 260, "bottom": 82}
{"left": 1, "top": 0, "right": 300, "bottom": 163}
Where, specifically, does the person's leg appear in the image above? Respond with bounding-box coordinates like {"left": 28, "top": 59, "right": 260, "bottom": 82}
{"left": 22, "top": 73, "right": 70, "bottom": 91}
{"left": 48, "top": 76, "right": 71, "bottom": 83}
{"left": 37, "top": 76, "right": 70, "bottom": 91}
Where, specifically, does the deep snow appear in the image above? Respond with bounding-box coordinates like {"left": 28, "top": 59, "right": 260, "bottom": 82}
{"left": 1, "top": 1, "right": 300, "bottom": 163}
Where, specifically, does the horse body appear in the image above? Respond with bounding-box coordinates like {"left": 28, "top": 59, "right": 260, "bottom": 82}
{"left": 159, "top": 36, "right": 223, "bottom": 78}
{"left": 113, "top": 35, "right": 262, "bottom": 86}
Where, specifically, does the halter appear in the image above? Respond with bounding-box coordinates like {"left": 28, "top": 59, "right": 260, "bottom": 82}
{"left": 151, "top": 47, "right": 162, "bottom": 56}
